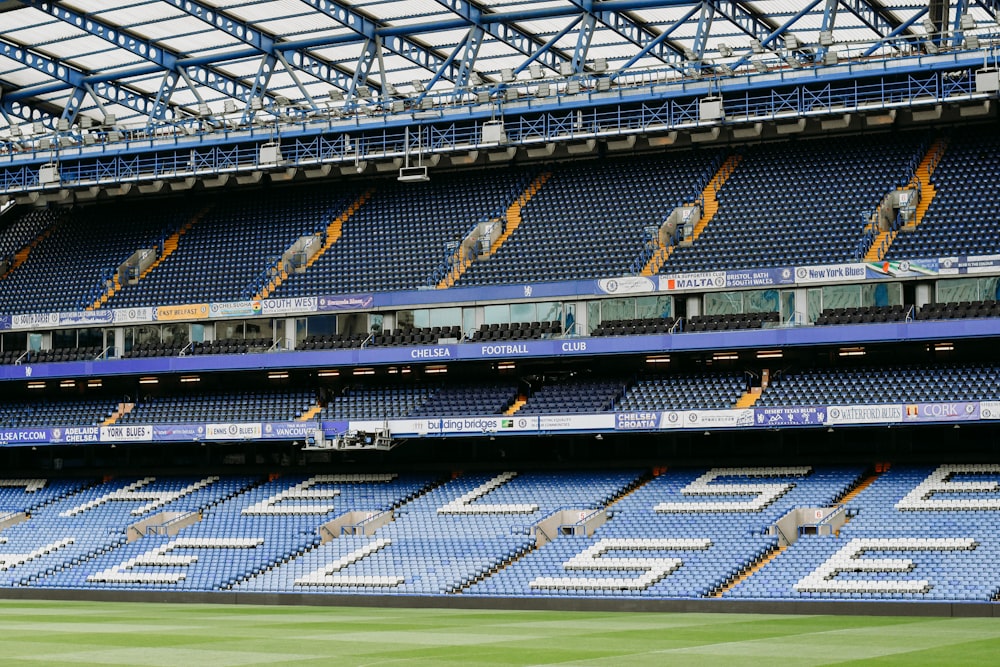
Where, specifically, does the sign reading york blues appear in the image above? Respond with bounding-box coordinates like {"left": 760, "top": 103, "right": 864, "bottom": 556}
{"left": 99, "top": 425, "right": 153, "bottom": 442}
{"left": 902, "top": 402, "right": 980, "bottom": 423}
{"left": 754, "top": 406, "right": 826, "bottom": 426}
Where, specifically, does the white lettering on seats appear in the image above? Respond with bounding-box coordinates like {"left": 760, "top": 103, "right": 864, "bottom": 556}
{"left": 794, "top": 537, "right": 978, "bottom": 593}
{"left": 86, "top": 537, "right": 264, "bottom": 584}
{"left": 60, "top": 477, "right": 220, "bottom": 517}
{"left": 0, "top": 479, "right": 46, "bottom": 493}
{"left": 896, "top": 464, "right": 1000, "bottom": 511}
{"left": 0, "top": 537, "right": 74, "bottom": 571}
{"left": 242, "top": 474, "right": 398, "bottom": 516}
{"left": 437, "top": 472, "right": 538, "bottom": 514}
{"left": 295, "top": 538, "right": 402, "bottom": 587}
{"left": 530, "top": 538, "right": 712, "bottom": 590}
{"left": 655, "top": 467, "right": 812, "bottom": 513}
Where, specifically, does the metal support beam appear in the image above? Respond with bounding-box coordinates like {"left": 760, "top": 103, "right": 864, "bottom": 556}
{"left": 147, "top": 71, "right": 181, "bottom": 127}
{"left": 862, "top": 8, "right": 928, "bottom": 56}
{"left": 0, "top": 38, "right": 162, "bottom": 121}
{"left": 708, "top": 0, "right": 776, "bottom": 42}
{"left": 730, "top": 0, "right": 825, "bottom": 71}
{"left": 432, "top": 0, "right": 571, "bottom": 73}
{"left": 455, "top": 25, "right": 486, "bottom": 90}
{"left": 692, "top": 3, "right": 715, "bottom": 62}
{"left": 302, "top": 0, "right": 459, "bottom": 84}
{"left": 952, "top": 0, "right": 971, "bottom": 47}
{"left": 573, "top": 14, "right": 598, "bottom": 73}
{"left": 241, "top": 54, "right": 277, "bottom": 125}
{"left": 839, "top": 0, "right": 917, "bottom": 47}
{"left": 16, "top": 0, "right": 258, "bottom": 112}
{"left": 166, "top": 0, "right": 368, "bottom": 94}
{"left": 610, "top": 5, "right": 700, "bottom": 80}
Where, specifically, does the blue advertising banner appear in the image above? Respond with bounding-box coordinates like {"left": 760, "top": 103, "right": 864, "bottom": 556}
{"left": 753, "top": 406, "right": 827, "bottom": 426}
{"left": 615, "top": 412, "right": 660, "bottom": 430}
{"left": 724, "top": 267, "right": 795, "bottom": 288}
{"left": 0, "top": 428, "right": 54, "bottom": 445}
{"left": 51, "top": 426, "right": 100, "bottom": 443}
{"left": 261, "top": 421, "right": 318, "bottom": 440}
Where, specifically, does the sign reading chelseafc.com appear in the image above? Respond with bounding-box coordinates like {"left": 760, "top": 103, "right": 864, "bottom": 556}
{"left": 0, "top": 467, "right": 982, "bottom": 597}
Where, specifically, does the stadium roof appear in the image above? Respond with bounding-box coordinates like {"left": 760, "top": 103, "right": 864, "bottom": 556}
{"left": 1, "top": 0, "right": 998, "bottom": 134}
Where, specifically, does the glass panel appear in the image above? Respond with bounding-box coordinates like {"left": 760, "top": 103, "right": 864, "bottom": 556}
{"left": 339, "top": 312, "right": 369, "bottom": 335}
{"left": 587, "top": 301, "right": 601, "bottom": 333}
{"left": 135, "top": 325, "right": 159, "bottom": 345}
{"left": 807, "top": 288, "right": 823, "bottom": 323}
{"left": 602, "top": 298, "right": 635, "bottom": 321}
{"left": 821, "top": 285, "right": 861, "bottom": 310}
{"left": 779, "top": 290, "right": 795, "bottom": 324}
{"left": 483, "top": 304, "right": 509, "bottom": 325}
{"left": 936, "top": 278, "right": 978, "bottom": 303}
{"left": 429, "top": 307, "right": 461, "bottom": 328}
{"left": 704, "top": 291, "right": 742, "bottom": 315}
{"left": 462, "top": 308, "right": 476, "bottom": 338}
{"left": 162, "top": 324, "right": 189, "bottom": 346}
{"left": 245, "top": 318, "right": 273, "bottom": 340}
{"left": 510, "top": 302, "right": 535, "bottom": 323}
{"left": 78, "top": 328, "right": 103, "bottom": 348}
{"left": 746, "top": 289, "right": 779, "bottom": 313}
{"left": 410, "top": 309, "right": 429, "bottom": 329}
{"left": 189, "top": 323, "right": 205, "bottom": 344}
{"left": 565, "top": 303, "right": 578, "bottom": 335}
{"left": 369, "top": 314, "right": 384, "bottom": 334}
{"left": 395, "top": 311, "right": 414, "bottom": 331}
{"left": 980, "top": 277, "right": 999, "bottom": 301}
{"left": 2, "top": 332, "right": 27, "bottom": 353}
{"left": 52, "top": 329, "right": 76, "bottom": 349}
{"left": 216, "top": 320, "right": 244, "bottom": 340}
{"left": 635, "top": 295, "right": 672, "bottom": 319}
{"left": 28, "top": 333, "right": 42, "bottom": 352}
{"left": 536, "top": 301, "right": 561, "bottom": 324}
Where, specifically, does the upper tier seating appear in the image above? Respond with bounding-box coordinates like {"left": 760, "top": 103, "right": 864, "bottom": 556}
{"left": 457, "top": 152, "right": 721, "bottom": 286}
{"left": 618, "top": 373, "right": 747, "bottom": 411}
{"left": 758, "top": 364, "right": 1000, "bottom": 406}
{"left": 590, "top": 317, "right": 675, "bottom": 336}
{"left": 0, "top": 207, "right": 61, "bottom": 264}
{"left": 275, "top": 169, "right": 531, "bottom": 297}
{"left": 0, "top": 398, "right": 118, "bottom": 428}
{"left": 318, "top": 384, "right": 439, "bottom": 420}
{"left": 0, "top": 200, "right": 198, "bottom": 314}
{"left": 662, "top": 134, "right": 924, "bottom": 273}
{"left": 886, "top": 128, "right": 1000, "bottom": 260}
{"left": 109, "top": 187, "right": 354, "bottom": 308}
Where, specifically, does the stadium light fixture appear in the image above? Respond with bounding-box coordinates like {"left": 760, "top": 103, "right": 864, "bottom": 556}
{"left": 756, "top": 350, "right": 783, "bottom": 359}
{"left": 425, "top": 365, "right": 448, "bottom": 374}
{"left": 267, "top": 371, "right": 289, "bottom": 380}
{"left": 932, "top": 342, "right": 954, "bottom": 352}
{"left": 838, "top": 347, "right": 866, "bottom": 357}
{"left": 87, "top": 379, "right": 102, "bottom": 388}
{"left": 138, "top": 376, "right": 158, "bottom": 385}
{"left": 645, "top": 355, "right": 670, "bottom": 364}
{"left": 352, "top": 367, "right": 375, "bottom": 376}
{"left": 317, "top": 370, "right": 340, "bottom": 377}
{"left": 59, "top": 380, "right": 75, "bottom": 388}
{"left": 180, "top": 375, "right": 200, "bottom": 383}
{"left": 718, "top": 43, "right": 733, "bottom": 58}
{"left": 27, "top": 381, "right": 45, "bottom": 390}
{"left": 713, "top": 352, "right": 738, "bottom": 361}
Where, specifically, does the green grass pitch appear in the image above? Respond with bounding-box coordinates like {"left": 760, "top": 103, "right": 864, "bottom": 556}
{"left": 0, "top": 599, "right": 997, "bottom": 666}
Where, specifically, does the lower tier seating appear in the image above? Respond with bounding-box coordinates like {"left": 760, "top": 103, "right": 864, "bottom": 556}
{"left": 4, "top": 465, "right": 997, "bottom": 602}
